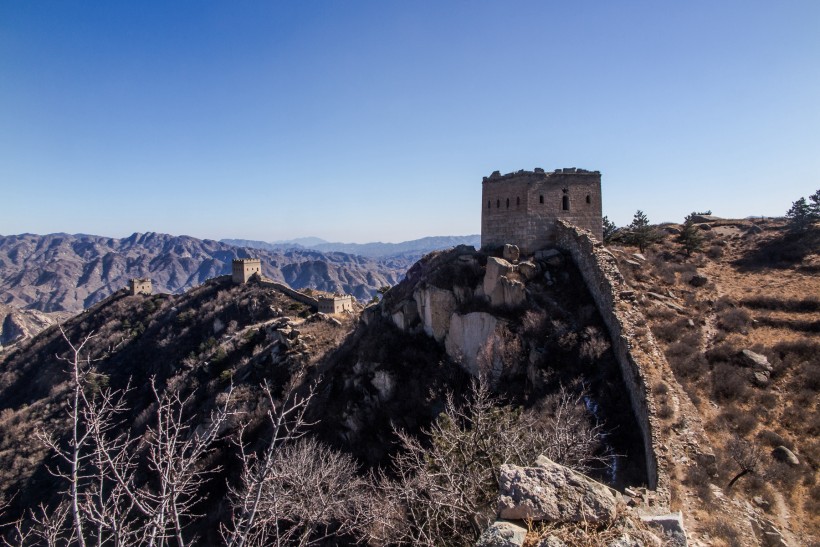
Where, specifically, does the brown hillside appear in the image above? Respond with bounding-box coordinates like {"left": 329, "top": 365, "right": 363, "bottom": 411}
{"left": 610, "top": 217, "right": 819, "bottom": 546}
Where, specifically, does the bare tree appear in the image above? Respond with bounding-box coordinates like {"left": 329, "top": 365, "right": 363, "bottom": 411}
{"left": 35, "top": 328, "right": 232, "bottom": 547}
{"left": 369, "top": 378, "right": 609, "bottom": 546}
{"left": 222, "top": 381, "right": 315, "bottom": 547}
{"left": 726, "top": 437, "right": 761, "bottom": 490}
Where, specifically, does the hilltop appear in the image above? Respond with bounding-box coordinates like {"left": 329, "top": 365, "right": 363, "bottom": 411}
{"left": 0, "top": 240, "right": 651, "bottom": 545}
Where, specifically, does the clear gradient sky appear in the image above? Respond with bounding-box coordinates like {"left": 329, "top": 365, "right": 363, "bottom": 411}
{"left": 1, "top": 1, "right": 818, "bottom": 243}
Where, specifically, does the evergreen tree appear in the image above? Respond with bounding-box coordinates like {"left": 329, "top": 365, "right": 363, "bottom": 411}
{"left": 626, "top": 210, "right": 660, "bottom": 252}
{"left": 677, "top": 213, "right": 704, "bottom": 256}
{"left": 786, "top": 197, "right": 814, "bottom": 232}
{"left": 602, "top": 216, "right": 617, "bottom": 243}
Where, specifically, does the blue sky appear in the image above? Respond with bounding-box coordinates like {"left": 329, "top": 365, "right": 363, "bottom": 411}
{"left": 1, "top": 1, "right": 818, "bottom": 243}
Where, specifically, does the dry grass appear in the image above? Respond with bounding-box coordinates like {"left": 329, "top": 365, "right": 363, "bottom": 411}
{"left": 619, "top": 218, "right": 820, "bottom": 543}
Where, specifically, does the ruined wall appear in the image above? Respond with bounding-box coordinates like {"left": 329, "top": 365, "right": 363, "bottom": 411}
{"left": 482, "top": 168, "right": 602, "bottom": 253}
{"left": 258, "top": 278, "right": 320, "bottom": 309}
{"left": 554, "top": 220, "right": 664, "bottom": 492}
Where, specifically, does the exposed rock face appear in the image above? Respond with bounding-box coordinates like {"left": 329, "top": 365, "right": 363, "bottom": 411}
{"left": 0, "top": 304, "right": 70, "bottom": 348}
{"left": 496, "top": 456, "right": 619, "bottom": 524}
{"left": 475, "top": 520, "right": 527, "bottom": 547}
{"left": 414, "top": 286, "right": 457, "bottom": 342}
{"left": 483, "top": 257, "right": 526, "bottom": 308}
{"left": 503, "top": 244, "right": 520, "bottom": 263}
{"left": 444, "top": 312, "right": 501, "bottom": 375}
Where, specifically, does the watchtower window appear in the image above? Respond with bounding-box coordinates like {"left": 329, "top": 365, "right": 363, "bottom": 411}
{"left": 539, "top": 195, "right": 544, "bottom": 204}
{"left": 506, "top": 198, "right": 509, "bottom": 208}
{"left": 586, "top": 195, "right": 591, "bottom": 204}
{"left": 562, "top": 195, "right": 570, "bottom": 211}
{"left": 516, "top": 197, "right": 520, "bottom": 206}
{"left": 488, "top": 200, "right": 491, "bottom": 209}
{"left": 496, "top": 200, "right": 500, "bottom": 208}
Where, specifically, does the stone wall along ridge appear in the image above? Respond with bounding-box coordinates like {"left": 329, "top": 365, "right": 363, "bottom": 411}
{"left": 554, "top": 220, "right": 665, "bottom": 494}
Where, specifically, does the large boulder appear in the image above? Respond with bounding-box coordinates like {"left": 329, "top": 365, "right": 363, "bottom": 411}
{"left": 414, "top": 286, "right": 457, "bottom": 342}
{"left": 484, "top": 257, "right": 515, "bottom": 296}
{"left": 772, "top": 445, "right": 799, "bottom": 466}
{"left": 476, "top": 521, "right": 527, "bottom": 547}
{"left": 740, "top": 349, "right": 772, "bottom": 372}
{"left": 497, "top": 456, "right": 619, "bottom": 524}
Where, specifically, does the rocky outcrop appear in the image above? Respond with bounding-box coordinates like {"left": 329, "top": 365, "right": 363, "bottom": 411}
{"left": 444, "top": 312, "right": 502, "bottom": 375}
{"left": 497, "top": 456, "right": 619, "bottom": 524}
{"left": 414, "top": 286, "right": 457, "bottom": 342}
{"left": 0, "top": 304, "right": 70, "bottom": 349}
{"left": 482, "top": 257, "right": 526, "bottom": 308}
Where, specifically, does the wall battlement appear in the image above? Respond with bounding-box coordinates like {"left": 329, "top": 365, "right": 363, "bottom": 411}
{"left": 481, "top": 167, "right": 603, "bottom": 253}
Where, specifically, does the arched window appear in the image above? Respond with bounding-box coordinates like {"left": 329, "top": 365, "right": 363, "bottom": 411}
{"left": 488, "top": 200, "right": 491, "bottom": 209}
{"left": 516, "top": 197, "right": 520, "bottom": 206}
{"left": 586, "top": 194, "right": 591, "bottom": 204}
{"left": 539, "top": 195, "right": 544, "bottom": 204}
{"left": 497, "top": 199, "right": 500, "bottom": 208}
{"left": 562, "top": 195, "right": 570, "bottom": 211}
{"left": 506, "top": 198, "right": 509, "bottom": 208}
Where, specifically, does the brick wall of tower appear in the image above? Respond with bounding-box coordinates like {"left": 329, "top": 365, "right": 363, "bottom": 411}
{"left": 481, "top": 169, "right": 602, "bottom": 253}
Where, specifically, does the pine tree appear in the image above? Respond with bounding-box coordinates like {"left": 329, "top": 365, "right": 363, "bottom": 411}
{"left": 626, "top": 210, "right": 660, "bottom": 252}
{"left": 602, "top": 216, "right": 617, "bottom": 243}
{"left": 786, "top": 197, "right": 813, "bottom": 232}
{"left": 677, "top": 213, "right": 704, "bottom": 256}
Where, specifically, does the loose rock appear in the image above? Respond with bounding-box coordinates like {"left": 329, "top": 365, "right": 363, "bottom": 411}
{"left": 497, "top": 456, "right": 618, "bottom": 524}
{"left": 476, "top": 520, "right": 527, "bottom": 547}
{"left": 771, "top": 446, "right": 799, "bottom": 466}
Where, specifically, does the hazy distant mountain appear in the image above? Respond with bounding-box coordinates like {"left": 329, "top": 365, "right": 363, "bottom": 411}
{"left": 0, "top": 232, "right": 411, "bottom": 312}
{"left": 221, "top": 235, "right": 481, "bottom": 260}
{"left": 221, "top": 236, "right": 330, "bottom": 251}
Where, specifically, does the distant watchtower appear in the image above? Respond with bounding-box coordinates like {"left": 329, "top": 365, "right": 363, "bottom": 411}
{"left": 317, "top": 294, "right": 354, "bottom": 314}
{"left": 481, "top": 167, "right": 603, "bottom": 254}
{"left": 128, "top": 278, "right": 152, "bottom": 296}
{"left": 232, "top": 258, "right": 262, "bottom": 284}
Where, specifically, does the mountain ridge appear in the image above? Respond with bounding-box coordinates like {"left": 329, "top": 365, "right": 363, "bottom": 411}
{"left": 0, "top": 231, "right": 420, "bottom": 313}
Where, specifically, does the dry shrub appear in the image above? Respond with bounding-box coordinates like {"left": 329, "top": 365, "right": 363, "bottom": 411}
{"left": 652, "top": 317, "right": 694, "bottom": 344}
{"left": 717, "top": 307, "right": 752, "bottom": 334}
{"left": 806, "top": 484, "right": 820, "bottom": 516}
{"left": 756, "top": 429, "right": 789, "bottom": 449}
{"left": 707, "top": 244, "right": 725, "bottom": 259}
{"left": 712, "top": 363, "right": 749, "bottom": 402}
{"left": 721, "top": 405, "right": 757, "bottom": 436}
{"left": 684, "top": 464, "right": 714, "bottom": 505}
{"left": 740, "top": 296, "right": 820, "bottom": 312}
{"left": 703, "top": 518, "right": 743, "bottom": 547}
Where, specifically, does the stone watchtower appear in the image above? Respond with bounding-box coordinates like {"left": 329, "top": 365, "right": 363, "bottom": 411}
{"left": 128, "top": 278, "right": 152, "bottom": 296}
{"left": 232, "top": 258, "right": 262, "bottom": 284}
{"left": 481, "top": 167, "right": 602, "bottom": 254}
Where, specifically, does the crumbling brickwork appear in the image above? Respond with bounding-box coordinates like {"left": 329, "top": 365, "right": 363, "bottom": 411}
{"left": 481, "top": 168, "right": 602, "bottom": 253}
